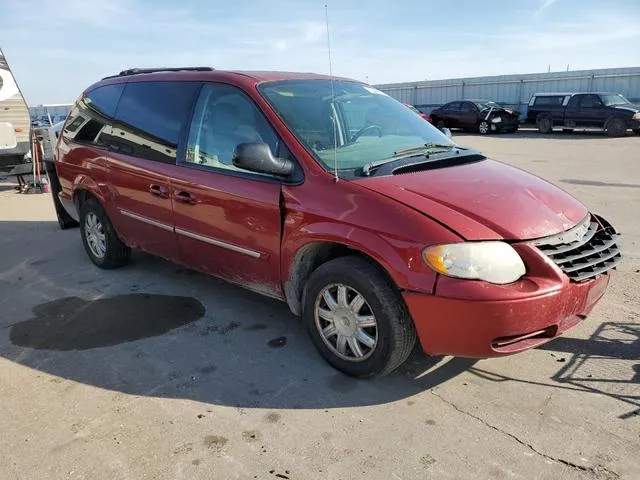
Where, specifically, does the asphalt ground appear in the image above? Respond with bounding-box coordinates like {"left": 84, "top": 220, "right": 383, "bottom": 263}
{"left": 0, "top": 130, "right": 638, "bottom": 479}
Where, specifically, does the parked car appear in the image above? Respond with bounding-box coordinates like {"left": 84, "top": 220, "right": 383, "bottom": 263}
{"left": 52, "top": 67, "right": 620, "bottom": 378}
{"left": 403, "top": 103, "right": 431, "bottom": 122}
{"left": 526, "top": 92, "right": 640, "bottom": 137}
{"left": 429, "top": 100, "right": 520, "bottom": 134}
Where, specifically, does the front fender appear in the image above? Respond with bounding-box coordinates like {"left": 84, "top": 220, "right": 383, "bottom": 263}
{"left": 282, "top": 221, "right": 436, "bottom": 295}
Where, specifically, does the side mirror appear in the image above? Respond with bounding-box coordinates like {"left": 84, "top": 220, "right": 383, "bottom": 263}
{"left": 232, "top": 143, "right": 294, "bottom": 177}
{"left": 441, "top": 127, "right": 452, "bottom": 139}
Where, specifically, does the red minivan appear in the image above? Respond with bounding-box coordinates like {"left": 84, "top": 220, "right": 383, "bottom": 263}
{"left": 52, "top": 67, "right": 621, "bottom": 377}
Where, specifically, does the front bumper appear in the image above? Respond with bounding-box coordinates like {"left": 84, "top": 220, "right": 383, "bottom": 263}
{"left": 405, "top": 268, "right": 611, "bottom": 358}
{"left": 627, "top": 118, "right": 640, "bottom": 129}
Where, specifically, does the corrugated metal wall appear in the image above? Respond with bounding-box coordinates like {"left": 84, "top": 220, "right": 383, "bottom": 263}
{"left": 376, "top": 67, "right": 640, "bottom": 117}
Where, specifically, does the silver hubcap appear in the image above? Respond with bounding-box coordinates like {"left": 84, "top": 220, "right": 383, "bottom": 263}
{"left": 84, "top": 212, "right": 106, "bottom": 258}
{"left": 479, "top": 122, "right": 489, "bottom": 134}
{"left": 314, "top": 284, "right": 378, "bottom": 362}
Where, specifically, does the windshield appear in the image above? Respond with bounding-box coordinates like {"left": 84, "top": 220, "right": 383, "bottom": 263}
{"left": 600, "top": 94, "right": 631, "bottom": 106}
{"left": 474, "top": 101, "right": 501, "bottom": 110}
{"left": 259, "top": 80, "right": 454, "bottom": 171}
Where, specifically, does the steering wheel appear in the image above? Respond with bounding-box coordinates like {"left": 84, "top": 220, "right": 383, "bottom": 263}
{"left": 350, "top": 124, "right": 382, "bottom": 143}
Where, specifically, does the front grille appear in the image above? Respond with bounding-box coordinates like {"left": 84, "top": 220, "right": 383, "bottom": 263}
{"left": 533, "top": 214, "right": 621, "bottom": 282}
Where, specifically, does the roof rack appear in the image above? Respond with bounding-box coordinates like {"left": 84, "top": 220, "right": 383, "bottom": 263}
{"left": 102, "top": 66, "right": 214, "bottom": 80}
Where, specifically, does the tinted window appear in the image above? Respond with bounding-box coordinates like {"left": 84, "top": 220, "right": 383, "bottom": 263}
{"left": 62, "top": 84, "right": 124, "bottom": 146}
{"left": 445, "top": 102, "right": 461, "bottom": 111}
{"left": 460, "top": 102, "right": 475, "bottom": 112}
{"left": 112, "top": 81, "right": 199, "bottom": 163}
{"left": 87, "top": 84, "right": 123, "bottom": 118}
{"left": 185, "top": 83, "right": 279, "bottom": 174}
{"left": 567, "top": 95, "right": 581, "bottom": 108}
{"left": 580, "top": 94, "right": 602, "bottom": 108}
{"left": 534, "top": 96, "right": 564, "bottom": 107}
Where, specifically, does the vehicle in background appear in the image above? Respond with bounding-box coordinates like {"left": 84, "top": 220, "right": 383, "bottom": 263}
{"left": 53, "top": 67, "right": 620, "bottom": 378}
{"left": 403, "top": 103, "right": 431, "bottom": 122}
{"left": 0, "top": 48, "right": 31, "bottom": 170}
{"left": 429, "top": 100, "right": 519, "bottom": 135}
{"left": 527, "top": 92, "right": 640, "bottom": 137}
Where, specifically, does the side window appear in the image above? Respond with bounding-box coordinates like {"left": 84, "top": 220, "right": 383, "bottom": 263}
{"left": 567, "top": 95, "right": 581, "bottom": 108}
{"left": 184, "top": 83, "right": 279, "bottom": 174}
{"left": 445, "top": 102, "right": 461, "bottom": 111}
{"left": 460, "top": 102, "right": 474, "bottom": 112}
{"left": 62, "top": 84, "right": 124, "bottom": 146}
{"left": 534, "top": 96, "right": 564, "bottom": 107}
{"left": 111, "top": 81, "right": 199, "bottom": 163}
{"left": 580, "top": 94, "right": 602, "bottom": 108}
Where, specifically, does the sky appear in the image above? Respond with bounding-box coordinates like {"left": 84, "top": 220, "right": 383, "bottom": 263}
{"left": 1, "top": 0, "right": 639, "bottom": 105}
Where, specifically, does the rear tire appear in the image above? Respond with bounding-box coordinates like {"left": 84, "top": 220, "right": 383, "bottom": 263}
{"left": 634, "top": 129, "right": 640, "bottom": 136}
{"left": 537, "top": 116, "right": 553, "bottom": 134}
{"left": 562, "top": 128, "right": 574, "bottom": 133}
{"left": 606, "top": 117, "right": 627, "bottom": 137}
{"left": 436, "top": 120, "right": 446, "bottom": 130}
{"left": 55, "top": 202, "right": 79, "bottom": 230}
{"left": 79, "top": 197, "right": 131, "bottom": 269}
{"left": 302, "top": 256, "right": 416, "bottom": 378}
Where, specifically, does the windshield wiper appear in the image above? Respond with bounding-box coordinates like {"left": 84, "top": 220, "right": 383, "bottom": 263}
{"left": 394, "top": 143, "right": 455, "bottom": 156}
{"left": 361, "top": 143, "right": 457, "bottom": 176}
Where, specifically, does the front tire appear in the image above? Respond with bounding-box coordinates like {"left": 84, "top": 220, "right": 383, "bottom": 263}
{"left": 303, "top": 256, "right": 416, "bottom": 378}
{"left": 606, "top": 117, "right": 627, "bottom": 137}
{"left": 79, "top": 197, "right": 131, "bottom": 269}
{"left": 478, "top": 121, "right": 490, "bottom": 135}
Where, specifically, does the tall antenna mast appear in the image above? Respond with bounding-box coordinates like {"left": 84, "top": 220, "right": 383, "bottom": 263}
{"left": 325, "top": 4, "right": 338, "bottom": 182}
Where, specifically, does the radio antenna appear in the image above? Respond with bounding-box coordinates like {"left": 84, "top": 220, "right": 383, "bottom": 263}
{"left": 325, "top": 4, "right": 338, "bottom": 182}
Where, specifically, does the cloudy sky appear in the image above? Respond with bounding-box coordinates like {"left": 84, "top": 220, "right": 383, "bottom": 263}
{"left": 1, "top": 0, "right": 639, "bottom": 105}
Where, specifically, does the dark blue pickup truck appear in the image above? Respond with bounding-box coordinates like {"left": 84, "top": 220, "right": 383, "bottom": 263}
{"left": 526, "top": 92, "right": 640, "bottom": 137}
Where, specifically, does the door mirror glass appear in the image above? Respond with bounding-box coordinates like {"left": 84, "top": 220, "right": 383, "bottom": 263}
{"left": 440, "top": 127, "right": 452, "bottom": 139}
{"left": 233, "top": 142, "right": 293, "bottom": 177}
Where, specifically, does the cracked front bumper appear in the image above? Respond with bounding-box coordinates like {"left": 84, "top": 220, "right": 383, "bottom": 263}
{"left": 404, "top": 270, "right": 611, "bottom": 358}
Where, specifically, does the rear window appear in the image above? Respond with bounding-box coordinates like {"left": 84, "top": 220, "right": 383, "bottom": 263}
{"left": 533, "top": 96, "right": 565, "bottom": 107}
{"left": 62, "top": 84, "right": 124, "bottom": 146}
{"left": 111, "top": 81, "right": 200, "bottom": 163}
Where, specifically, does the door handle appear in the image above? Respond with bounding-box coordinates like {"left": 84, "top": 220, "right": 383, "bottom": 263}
{"left": 174, "top": 190, "right": 198, "bottom": 204}
{"left": 149, "top": 184, "right": 169, "bottom": 198}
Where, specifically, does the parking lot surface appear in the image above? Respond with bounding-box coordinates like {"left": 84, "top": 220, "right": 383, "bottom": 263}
{"left": 1, "top": 131, "right": 638, "bottom": 480}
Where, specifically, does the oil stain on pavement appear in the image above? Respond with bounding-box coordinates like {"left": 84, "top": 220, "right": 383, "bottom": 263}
{"left": 10, "top": 294, "right": 205, "bottom": 350}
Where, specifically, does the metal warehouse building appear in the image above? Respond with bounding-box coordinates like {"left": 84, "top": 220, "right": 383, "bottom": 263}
{"left": 375, "top": 67, "right": 640, "bottom": 116}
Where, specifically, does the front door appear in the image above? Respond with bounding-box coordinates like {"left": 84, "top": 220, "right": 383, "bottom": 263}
{"left": 459, "top": 102, "right": 479, "bottom": 129}
{"left": 443, "top": 102, "right": 462, "bottom": 128}
{"left": 172, "top": 83, "right": 284, "bottom": 297}
{"left": 577, "top": 94, "right": 608, "bottom": 127}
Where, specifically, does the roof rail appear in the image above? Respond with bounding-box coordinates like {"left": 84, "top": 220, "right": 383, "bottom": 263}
{"left": 102, "top": 66, "right": 214, "bottom": 80}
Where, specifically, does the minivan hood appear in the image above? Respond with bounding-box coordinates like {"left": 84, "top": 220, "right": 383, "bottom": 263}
{"left": 354, "top": 159, "right": 588, "bottom": 240}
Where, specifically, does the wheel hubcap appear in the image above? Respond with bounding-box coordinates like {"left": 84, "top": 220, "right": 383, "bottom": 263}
{"left": 84, "top": 212, "right": 106, "bottom": 258}
{"left": 480, "top": 122, "right": 488, "bottom": 133}
{"left": 314, "top": 284, "right": 378, "bottom": 362}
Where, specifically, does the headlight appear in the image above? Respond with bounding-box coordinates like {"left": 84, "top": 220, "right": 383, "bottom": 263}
{"left": 633, "top": 112, "right": 640, "bottom": 120}
{"left": 491, "top": 117, "right": 502, "bottom": 123}
{"left": 423, "top": 242, "right": 526, "bottom": 284}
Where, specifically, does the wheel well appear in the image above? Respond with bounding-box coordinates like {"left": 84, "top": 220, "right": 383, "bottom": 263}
{"left": 283, "top": 242, "right": 396, "bottom": 316}
{"left": 73, "top": 188, "right": 95, "bottom": 211}
{"left": 604, "top": 115, "right": 625, "bottom": 128}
